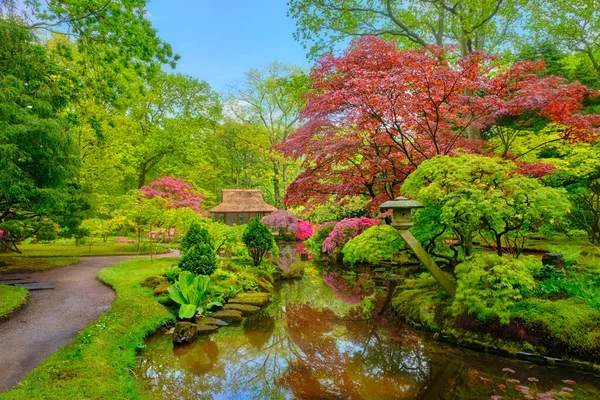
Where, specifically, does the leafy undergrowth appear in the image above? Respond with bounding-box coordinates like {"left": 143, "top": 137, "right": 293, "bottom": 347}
{"left": 0, "top": 284, "right": 28, "bottom": 320}
{"left": 0, "top": 257, "right": 79, "bottom": 272}
{"left": 1, "top": 258, "right": 176, "bottom": 400}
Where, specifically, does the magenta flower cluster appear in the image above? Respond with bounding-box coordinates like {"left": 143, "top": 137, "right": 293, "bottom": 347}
{"left": 322, "top": 218, "right": 379, "bottom": 255}
{"left": 296, "top": 220, "right": 314, "bottom": 240}
{"left": 141, "top": 176, "right": 208, "bottom": 216}
{"left": 148, "top": 228, "right": 178, "bottom": 242}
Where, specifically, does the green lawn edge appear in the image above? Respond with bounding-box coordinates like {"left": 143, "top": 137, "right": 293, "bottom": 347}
{"left": 0, "top": 285, "right": 29, "bottom": 321}
{"left": 1, "top": 257, "right": 176, "bottom": 400}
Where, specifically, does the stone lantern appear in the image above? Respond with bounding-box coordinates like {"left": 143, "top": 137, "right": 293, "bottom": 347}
{"left": 379, "top": 196, "right": 423, "bottom": 230}
{"left": 381, "top": 196, "right": 456, "bottom": 297}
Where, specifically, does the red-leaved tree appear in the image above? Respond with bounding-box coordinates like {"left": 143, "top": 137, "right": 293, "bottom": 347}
{"left": 280, "top": 37, "right": 600, "bottom": 210}
{"left": 141, "top": 176, "right": 209, "bottom": 216}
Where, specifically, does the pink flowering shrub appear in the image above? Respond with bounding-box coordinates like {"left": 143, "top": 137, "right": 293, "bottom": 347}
{"left": 262, "top": 210, "right": 298, "bottom": 236}
{"left": 296, "top": 220, "right": 314, "bottom": 240}
{"left": 323, "top": 271, "right": 375, "bottom": 303}
{"left": 114, "top": 236, "right": 132, "bottom": 243}
{"left": 141, "top": 176, "right": 209, "bottom": 216}
{"left": 148, "top": 228, "right": 178, "bottom": 242}
{"left": 322, "top": 218, "right": 379, "bottom": 255}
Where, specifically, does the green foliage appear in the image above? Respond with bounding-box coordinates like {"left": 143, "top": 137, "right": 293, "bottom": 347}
{"left": 180, "top": 223, "right": 213, "bottom": 253}
{"left": 296, "top": 196, "right": 368, "bottom": 224}
{"left": 534, "top": 275, "right": 600, "bottom": 311}
{"left": 305, "top": 223, "right": 335, "bottom": 258}
{"left": 242, "top": 217, "right": 275, "bottom": 267}
{"left": 163, "top": 265, "right": 182, "bottom": 284}
{"left": 167, "top": 271, "right": 221, "bottom": 319}
{"left": 404, "top": 154, "right": 569, "bottom": 258}
{"left": 342, "top": 225, "right": 404, "bottom": 266}
{"left": 391, "top": 274, "right": 449, "bottom": 330}
{"left": 177, "top": 244, "right": 218, "bottom": 276}
{"left": 452, "top": 254, "right": 536, "bottom": 324}
{"left": 510, "top": 298, "right": 600, "bottom": 359}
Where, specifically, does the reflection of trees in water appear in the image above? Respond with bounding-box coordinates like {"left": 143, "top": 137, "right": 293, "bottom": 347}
{"left": 138, "top": 269, "right": 577, "bottom": 400}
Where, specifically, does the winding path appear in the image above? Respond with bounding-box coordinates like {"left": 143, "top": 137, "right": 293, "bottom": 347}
{"left": 0, "top": 254, "right": 173, "bottom": 392}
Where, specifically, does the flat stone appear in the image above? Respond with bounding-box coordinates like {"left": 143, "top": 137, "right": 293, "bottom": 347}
{"left": 228, "top": 293, "right": 271, "bottom": 307}
{"left": 210, "top": 310, "right": 243, "bottom": 322}
{"left": 225, "top": 303, "right": 260, "bottom": 316}
{"left": 172, "top": 322, "right": 198, "bottom": 344}
{"left": 194, "top": 316, "right": 228, "bottom": 326}
{"left": 196, "top": 322, "right": 219, "bottom": 334}
{"left": 542, "top": 253, "right": 566, "bottom": 269}
{"left": 13, "top": 282, "right": 53, "bottom": 290}
{"left": 0, "top": 275, "right": 33, "bottom": 281}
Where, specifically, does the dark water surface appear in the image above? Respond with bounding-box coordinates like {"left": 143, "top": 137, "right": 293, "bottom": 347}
{"left": 136, "top": 263, "right": 600, "bottom": 399}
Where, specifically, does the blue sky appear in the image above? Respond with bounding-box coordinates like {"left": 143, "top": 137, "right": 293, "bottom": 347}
{"left": 147, "top": 0, "right": 313, "bottom": 92}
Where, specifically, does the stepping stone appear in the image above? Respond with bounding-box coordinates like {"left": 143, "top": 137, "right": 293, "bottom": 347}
{"left": 0, "top": 275, "right": 33, "bottom": 281}
{"left": 13, "top": 282, "right": 53, "bottom": 290}
{"left": 210, "top": 310, "right": 243, "bottom": 322}
{"left": 196, "top": 322, "right": 220, "bottom": 335}
{"left": 0, "top": 280, "right": 36, "bottom": 285}
{"left": 195, "top": 316, "right": 228, "bottom": 326}
{"left": 228, "top": 293, "right": 271, "bottom": 307}
{"left": 225, "top": 303, "right": 260, "bottom": 316}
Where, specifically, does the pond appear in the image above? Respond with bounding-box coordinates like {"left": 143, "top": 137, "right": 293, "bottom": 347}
{"left": 136, "top": 262, "right": 600, "bottom": 400}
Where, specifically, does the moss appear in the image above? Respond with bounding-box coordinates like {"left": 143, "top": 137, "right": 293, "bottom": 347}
{"left": 510, "top": 298, "right": 600, "bottom": 360}
{"left": 0, "top": 284, "right": 28, "bottom": 320}
{"left": 141, "top": 275, "right": 167, "bottom": 290}
{"left": 391, "top": 276, "right": 450, "bottom": 330}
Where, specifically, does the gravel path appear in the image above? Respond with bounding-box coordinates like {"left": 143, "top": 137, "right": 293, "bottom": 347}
{"left": 0, "top": 253, "right": 174, "bottom": 392}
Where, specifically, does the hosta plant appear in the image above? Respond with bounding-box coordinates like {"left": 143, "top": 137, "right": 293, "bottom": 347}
{"left": 168, "top": 271, "right": 222, "bottom": 319}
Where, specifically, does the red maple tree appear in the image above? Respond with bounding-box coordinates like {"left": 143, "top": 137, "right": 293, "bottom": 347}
{"left": 280, "top": 37, "right": 600, "bottom": 210}
{"left": 140, "top": 176, "right": 209, "bottom": 216}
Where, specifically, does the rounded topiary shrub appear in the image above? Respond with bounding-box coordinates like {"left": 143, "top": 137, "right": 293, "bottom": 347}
{"left": 242, "top": 217, "right": 275, "bottom": 266}
{"left": 178, "top": 243, "right": 218, "bottom": 276}
{"left": 180, "top": 223, "right": 213, "bottom": 253}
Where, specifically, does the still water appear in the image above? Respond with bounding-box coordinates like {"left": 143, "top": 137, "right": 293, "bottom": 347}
{"left": 136, "top": 263, "right": 600, "bottom": 399}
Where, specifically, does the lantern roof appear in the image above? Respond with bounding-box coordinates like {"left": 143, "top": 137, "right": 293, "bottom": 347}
{"left": 379, "top": 196, "right": 423, "bottom": 210}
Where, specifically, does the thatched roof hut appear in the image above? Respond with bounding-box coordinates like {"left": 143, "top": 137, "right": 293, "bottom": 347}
{"left": 210, "top": 189, "right": 278, "bottom": 226}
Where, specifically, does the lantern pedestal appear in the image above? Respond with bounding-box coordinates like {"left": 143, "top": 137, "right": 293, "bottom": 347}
{"left": 380, "top": 196, "right": 456, "bottom": 297}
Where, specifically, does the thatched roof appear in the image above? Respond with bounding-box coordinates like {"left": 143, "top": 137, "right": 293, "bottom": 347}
{"left": 209, "top": 189, "right": 278, "bottom": 213}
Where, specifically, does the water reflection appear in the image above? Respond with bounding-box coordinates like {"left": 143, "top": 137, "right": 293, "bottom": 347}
{"left": 136, "top": 265, "right": 600, "bottom": 400}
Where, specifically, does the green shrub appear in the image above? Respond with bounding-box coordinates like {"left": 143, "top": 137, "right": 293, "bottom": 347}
{"left": 180, "top": 223, "right": 213, "bottom": 253}
{"left": 178, "top": 243, "right": 218, "bottom": 276}
{"left": 163, "top": 265, "right": 182, "bottom": 283}
{"left": 35, "top": 224, "right": 58, "bottom": 243}
{"left": 242, "top": 217, "right": 275, "bottom": 266}
{"left": 342, "top": 224, "right": 404, "bottom": 266}
{"left": 452, "top": 254, "right": 535, "bottom": 324}
{"left": 305, "top": 223, "right": 335, "bottom": 257}
{"left": 168, "top": 271, "right": 221, "bottom": 319}
{"left": 534, "top": 275, "right": 600, "bottom": 311}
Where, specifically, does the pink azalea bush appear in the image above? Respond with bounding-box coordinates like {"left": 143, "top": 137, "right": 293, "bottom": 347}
{"left": 262, "top": 210, "right": 298, "bottom": 236}
{"left": 141, "top": 176, "right": 209, "bottom": 216}
{"left": 322, "top": 218, "right": 379, "bottom": 255}
{"left": 296, "top": 220, "right": 314, "bottom": 240}
{"left": 114, "top": 236, "right": 132, "bottom": 243}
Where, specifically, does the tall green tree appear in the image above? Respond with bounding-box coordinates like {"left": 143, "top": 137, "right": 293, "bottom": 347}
{"left": 227, "top": 62, "right": 309, "bottom": 206}
{"left": 288, "top": 0, "right": 522, "bottom": 59}
{"left": 0, "top": 18, "right": 79, "bottom": 250}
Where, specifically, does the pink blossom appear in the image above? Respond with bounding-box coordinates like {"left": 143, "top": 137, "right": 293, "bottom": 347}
{"left": 114, "top": 236, "right": 131, "bottom": 243}
{"left": 323, "top": 271, "right": 375, "bottom": 303}
{"left": 296, "top": 220, "right": 314, "bottom": 240}
{"left": 141, "top": 176, "right": 208, "bottom": 216}
{"left": 322, "top": 218, "right": 379, "bottom": 255}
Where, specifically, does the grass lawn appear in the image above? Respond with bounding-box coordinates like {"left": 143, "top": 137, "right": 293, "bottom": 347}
{"left": 0, "top": 257, "right": 80, "bottom": 273}
{"left": 1, "top": 257, "right": 176, "bottom": 400}
{"left": 0, "top": 285, "right": 28, "bottom": 321}
{"left": 9, "top": 240, "right": 169, "bottom": 257}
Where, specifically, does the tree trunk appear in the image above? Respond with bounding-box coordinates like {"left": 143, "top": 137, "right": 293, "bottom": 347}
{"left": 496, "top": 234, "right": 503, "bottom": 257}
{"left": 273, "top": 161, "right": 281, "bottom": 207}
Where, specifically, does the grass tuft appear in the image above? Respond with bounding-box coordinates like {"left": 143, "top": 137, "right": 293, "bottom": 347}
{"left": 0, "top": 285, "right": 28, "bottom": 320}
